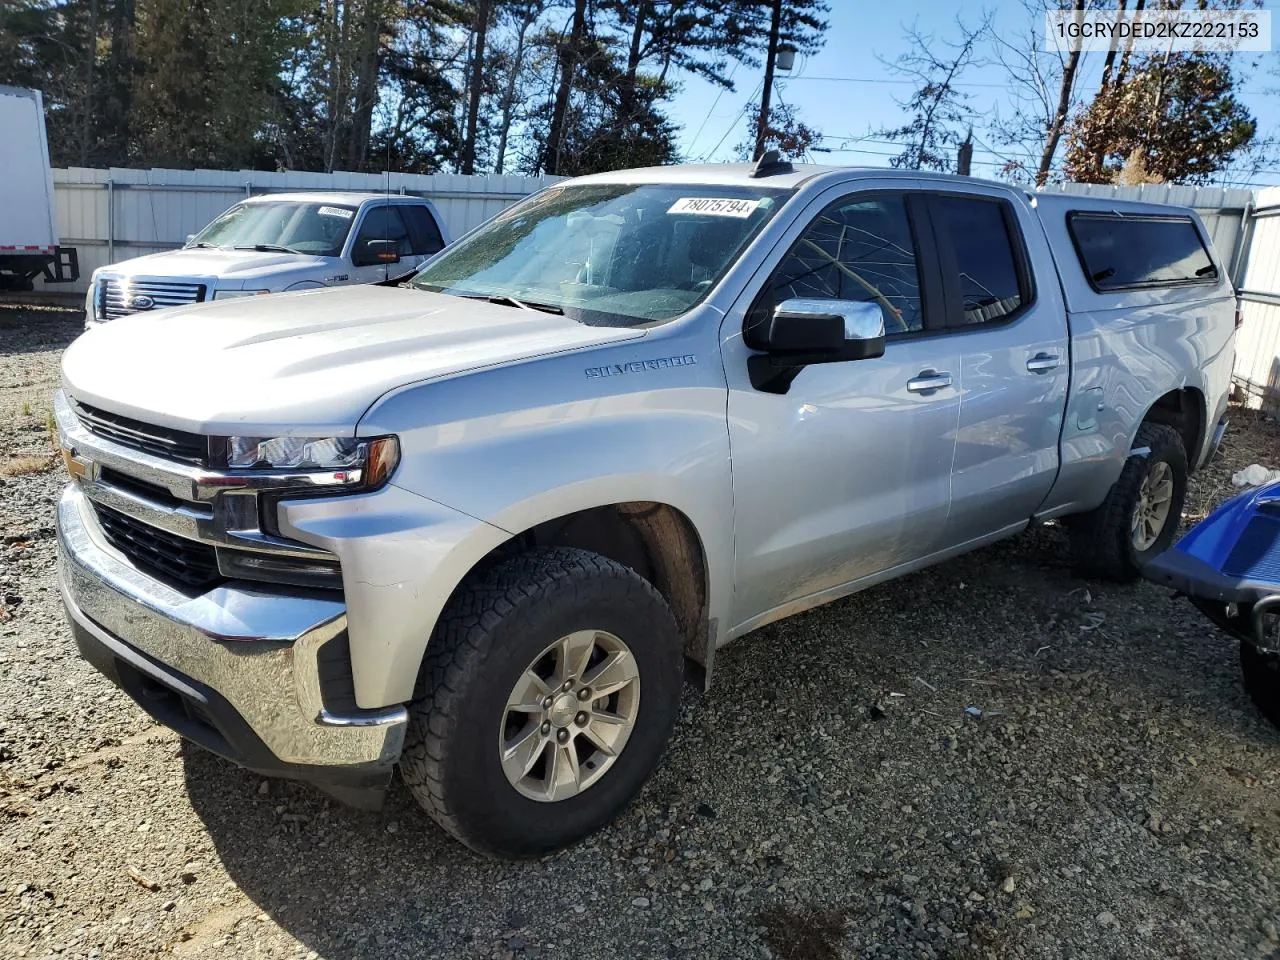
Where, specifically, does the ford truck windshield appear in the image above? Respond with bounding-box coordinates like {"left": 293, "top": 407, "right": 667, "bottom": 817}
{"left": 408, "top": 183, "right": 790, "bottom": 327}
{"left": 190, "top": 201, "right": 357, "bottom": 257}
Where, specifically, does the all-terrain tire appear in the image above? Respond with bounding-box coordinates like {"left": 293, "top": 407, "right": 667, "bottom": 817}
{"left": 1241, "top": 642, "right": 1280, "bottom": 729}
{"left": 1070, "top": 422, "right": 1188, "bottom": 582}
{"left": 399, "top": 547, "right": 683, "bottom": 858}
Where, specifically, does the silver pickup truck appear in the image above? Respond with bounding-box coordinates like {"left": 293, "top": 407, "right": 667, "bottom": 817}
{"left": 83, "top": 192, "right": 447, "bottom": 327}
{"left": 55, "top": 158, "right": 1236, "bottom": 857}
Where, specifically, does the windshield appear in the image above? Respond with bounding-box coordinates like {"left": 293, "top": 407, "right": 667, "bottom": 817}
{"left": 190, "top": 201, "right": 357, "bottom": 256}
{"left": 407, "top": 183, "right": 789, "bottom": 326}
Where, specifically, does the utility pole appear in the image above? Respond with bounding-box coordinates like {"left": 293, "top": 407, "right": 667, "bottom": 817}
{"left": 957, "top": 129, "right": 973, "bottom": 176}
{"left": 753, "top": 0, "right": 784, "bottom": 161}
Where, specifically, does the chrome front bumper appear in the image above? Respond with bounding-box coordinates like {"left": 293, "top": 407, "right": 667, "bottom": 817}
{"left": 57, "top": 484, "right": 407, "bottom": 786}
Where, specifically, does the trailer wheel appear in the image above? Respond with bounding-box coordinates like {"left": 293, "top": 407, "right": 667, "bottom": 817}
{"left": 400, "top": 547, "right": 683, "bottom": 857}
{"left": 1241, "top": 643, "right": 1280, "bottom": 729}
{"left": 1069, "top": 423, "right": 1188, "bottom": 582}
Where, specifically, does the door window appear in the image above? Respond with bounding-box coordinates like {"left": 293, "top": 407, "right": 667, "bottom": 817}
{"left": 931, "top": 196, "right": 1026, "bottom": 325}
{"left": 761, "top": 194, "right": 925, "bottom": 334}
{"left": 401, "top": 205, "right": 446, "bottom": 256}
{"left": 353, "top": 204, "right": 412, "bottom": 263}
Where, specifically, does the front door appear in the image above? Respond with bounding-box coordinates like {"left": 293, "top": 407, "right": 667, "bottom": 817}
{"left": 348, "top": 202, "right": 414, "bottom": 284}
{"left": 723, "top": 186, "right": 961, "bottom": 630}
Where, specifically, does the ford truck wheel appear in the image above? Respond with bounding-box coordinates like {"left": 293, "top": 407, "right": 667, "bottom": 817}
{"left": 400, "top": 547, "right": 683, "bottom": 857}
{"left": 1241, "top": 642, "right": 1280, "bottom": 729}
{"left": 1069, "top": 422, "right": 1188, "bottom": 582}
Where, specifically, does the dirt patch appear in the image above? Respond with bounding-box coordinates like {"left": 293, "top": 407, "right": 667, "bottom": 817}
{"left": 757, "top": 904, "right": 852, "bottom": 960}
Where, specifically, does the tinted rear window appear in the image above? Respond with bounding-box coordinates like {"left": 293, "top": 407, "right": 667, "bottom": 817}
{"left": 1068, "top": 214, "right": 1217, "bottom": 290}
{"left": 933, "top": 196, "right": 1026, "bottom": 324}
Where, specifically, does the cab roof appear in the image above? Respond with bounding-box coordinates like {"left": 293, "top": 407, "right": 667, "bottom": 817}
{"left": 566, "top": 162, "right": 1030, "bottom": 193}
{"left": 241, "top": 191, "right": 426, "bottom": 207}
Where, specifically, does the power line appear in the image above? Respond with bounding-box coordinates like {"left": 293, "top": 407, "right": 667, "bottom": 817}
{"left": 784, "top": 74, "right": 1271, "bottom": 97}
{"left": 684, "top": 63, "right": 739, "bottom": 160}
{"left": 700, "top": 80, "right": 762, "bottom": 161}
{"left": 791, "top": 75, "right": 1013, "bottom": 89}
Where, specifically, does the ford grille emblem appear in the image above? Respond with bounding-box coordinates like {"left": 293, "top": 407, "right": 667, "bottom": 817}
{"left": 129, "top": 294, "right": 155, "bottom": 310}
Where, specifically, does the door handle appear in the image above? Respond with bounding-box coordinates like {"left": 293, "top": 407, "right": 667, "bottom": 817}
{"left": 906, "top": 370, "right": 953, "bottom": 394}
{"left": 1026, "top": 353, "right": 1062, "bottom": 373}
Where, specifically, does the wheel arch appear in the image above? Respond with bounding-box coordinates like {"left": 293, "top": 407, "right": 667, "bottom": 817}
{"left": 1135, "top": 386, "right": 1206, "bottom": 470}
{"left": 445, "top": 500, "right": 716, "bottom": 683}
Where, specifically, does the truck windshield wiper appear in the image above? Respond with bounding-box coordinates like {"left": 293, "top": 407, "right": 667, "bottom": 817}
{"left": 485, "top": 294, "right": 564, "bottom": 315}
{"left": 233, "top": 243, "right": 304, "bottom": 255}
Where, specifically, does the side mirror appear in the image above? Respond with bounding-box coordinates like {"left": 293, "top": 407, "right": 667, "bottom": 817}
{"left": 354, "top": 239, "right": 401, "bottom": 267}
{"left": 747, "top": 298, "right": 887, "bottom": 393}
{"left": 184, "top": 234, "right": 196, "bottom": 245}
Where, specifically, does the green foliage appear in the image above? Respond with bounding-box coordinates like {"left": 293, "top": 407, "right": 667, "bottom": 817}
{"left": 130, "top": 0, "right": 309, "bottom": 168}
{"left": 1, "top": 0, "right": 830, "bottom": 176}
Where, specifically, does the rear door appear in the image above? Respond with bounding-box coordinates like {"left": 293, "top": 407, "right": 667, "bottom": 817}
{"left": 924, "top": 187, "right": 1071, "bottom": 548}
{"left": 723, "top": 182, "right": 962, "bottom": 629}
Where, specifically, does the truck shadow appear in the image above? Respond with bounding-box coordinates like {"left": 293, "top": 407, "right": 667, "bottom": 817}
{"left": 182, "top": 524, "right": 1280, "bottom": 959}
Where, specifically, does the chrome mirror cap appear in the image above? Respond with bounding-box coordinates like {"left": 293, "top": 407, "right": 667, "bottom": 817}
{"left": 773, "top": 297, "right": 887, "bottom": 341}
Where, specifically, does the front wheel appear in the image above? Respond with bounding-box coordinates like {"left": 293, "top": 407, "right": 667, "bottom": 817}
{"left": 1241, "top": 642, "right": 1280, "bottom": 729}
{"left": 1069, "top": 422, "right": 1188, "bottom": 582}
{"left": 400, "top": 547, "right": 684, "bottom": 857}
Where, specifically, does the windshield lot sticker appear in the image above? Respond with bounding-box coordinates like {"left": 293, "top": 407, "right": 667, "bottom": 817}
{"left": 586, "top": 355, "right": 697, "bottom": 379}
{"left": 667, "top": 197, "right": 760, "bottom": 218}
{"left": 318, "top": 206, "right": 354, "bottom": 219}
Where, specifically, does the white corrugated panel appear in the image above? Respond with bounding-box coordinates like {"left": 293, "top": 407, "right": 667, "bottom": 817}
{"left": 1236, "top": 187, "right": 1280, "bottom": 410}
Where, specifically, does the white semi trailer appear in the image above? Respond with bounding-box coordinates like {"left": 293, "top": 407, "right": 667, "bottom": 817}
{"left": 0, "top": 85, "right": 78, "bottom": 291}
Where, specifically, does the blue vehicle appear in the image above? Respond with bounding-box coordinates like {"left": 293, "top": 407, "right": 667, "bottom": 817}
{"left": 1144, "top": 479, "right": 1280, "bottom": 727}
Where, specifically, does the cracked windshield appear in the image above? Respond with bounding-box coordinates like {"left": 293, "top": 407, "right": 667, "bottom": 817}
{"left": 408, "top": 183, "right": 789, "bottom": 326}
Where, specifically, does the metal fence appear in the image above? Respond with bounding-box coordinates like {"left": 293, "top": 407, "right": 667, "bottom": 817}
{"left": 1234, "top": 186, "right": 1280, "bottom": 412}
{"left": 36, "top": 166, "right": 562, "bottom": 295}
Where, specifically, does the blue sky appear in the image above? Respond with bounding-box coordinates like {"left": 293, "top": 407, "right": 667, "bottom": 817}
{"left": 663, "top": 0, "right": 1280, "bottom": 187}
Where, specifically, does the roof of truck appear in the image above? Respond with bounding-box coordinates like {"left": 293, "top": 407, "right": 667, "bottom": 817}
{"left": 570, "top": 162, "right": 1032, "bottom": 192}
{"left": 566, "top": 164, "right": 1201, "bottom": 217}
{"left": 241, "top": 191, "right": 429, "bottom": 206}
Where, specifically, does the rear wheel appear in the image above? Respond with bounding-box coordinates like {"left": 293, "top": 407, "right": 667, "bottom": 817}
{"left": 1241, "top": 643, "right": 1280, "bottom": 729}
{"left": 400, "top": 547, "right": 683, "bottom": 857}
{"left": 1069, "top": 422, "right": 1188, "bottom": 582}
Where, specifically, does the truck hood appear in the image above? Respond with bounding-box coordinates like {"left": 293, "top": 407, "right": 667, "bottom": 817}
{"left": 105, "top": 247, "right": 327, "bottom": 284}
{"left": 62, "top": 286, "right": 646, "bottom": 436}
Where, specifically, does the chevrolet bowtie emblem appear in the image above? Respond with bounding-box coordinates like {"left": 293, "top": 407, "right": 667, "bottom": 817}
{"left": 61, "top": 447, "right": 98, "bottom": 482}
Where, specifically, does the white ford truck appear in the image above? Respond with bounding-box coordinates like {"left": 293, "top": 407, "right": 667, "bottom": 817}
{"left": 56, "top": 157, "right": 1235, "bottom": 857}
{"left": 83, "top": 192, "right": 447, "bottom": 327}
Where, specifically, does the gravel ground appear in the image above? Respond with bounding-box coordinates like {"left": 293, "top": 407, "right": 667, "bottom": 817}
{"left": 1, "top": 299, "right": 1278, "bottom": 960}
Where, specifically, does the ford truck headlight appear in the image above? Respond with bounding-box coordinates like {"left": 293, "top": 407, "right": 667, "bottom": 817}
{"left": 226, "top": 435, "right": 400, "bottom": 488}
{"left": 213, "top": 289, "right": 271, "bottom": 300}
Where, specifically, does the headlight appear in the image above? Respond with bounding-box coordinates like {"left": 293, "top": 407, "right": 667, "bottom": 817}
{"left": 225, "top": 435, "right": 400, "bottom": 488}
{"left": 213, "top": 289, "right": 271, "bottom": 300}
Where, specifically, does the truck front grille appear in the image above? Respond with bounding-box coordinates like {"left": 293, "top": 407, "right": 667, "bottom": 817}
{"left": 97, "top": 277, "right": 206, "bottom": 320}
{"left": 72, "top": 399, "right": 208, "bottom": 466}
{"left": 93, "top": 502, "right": 224, "bottom": 591}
